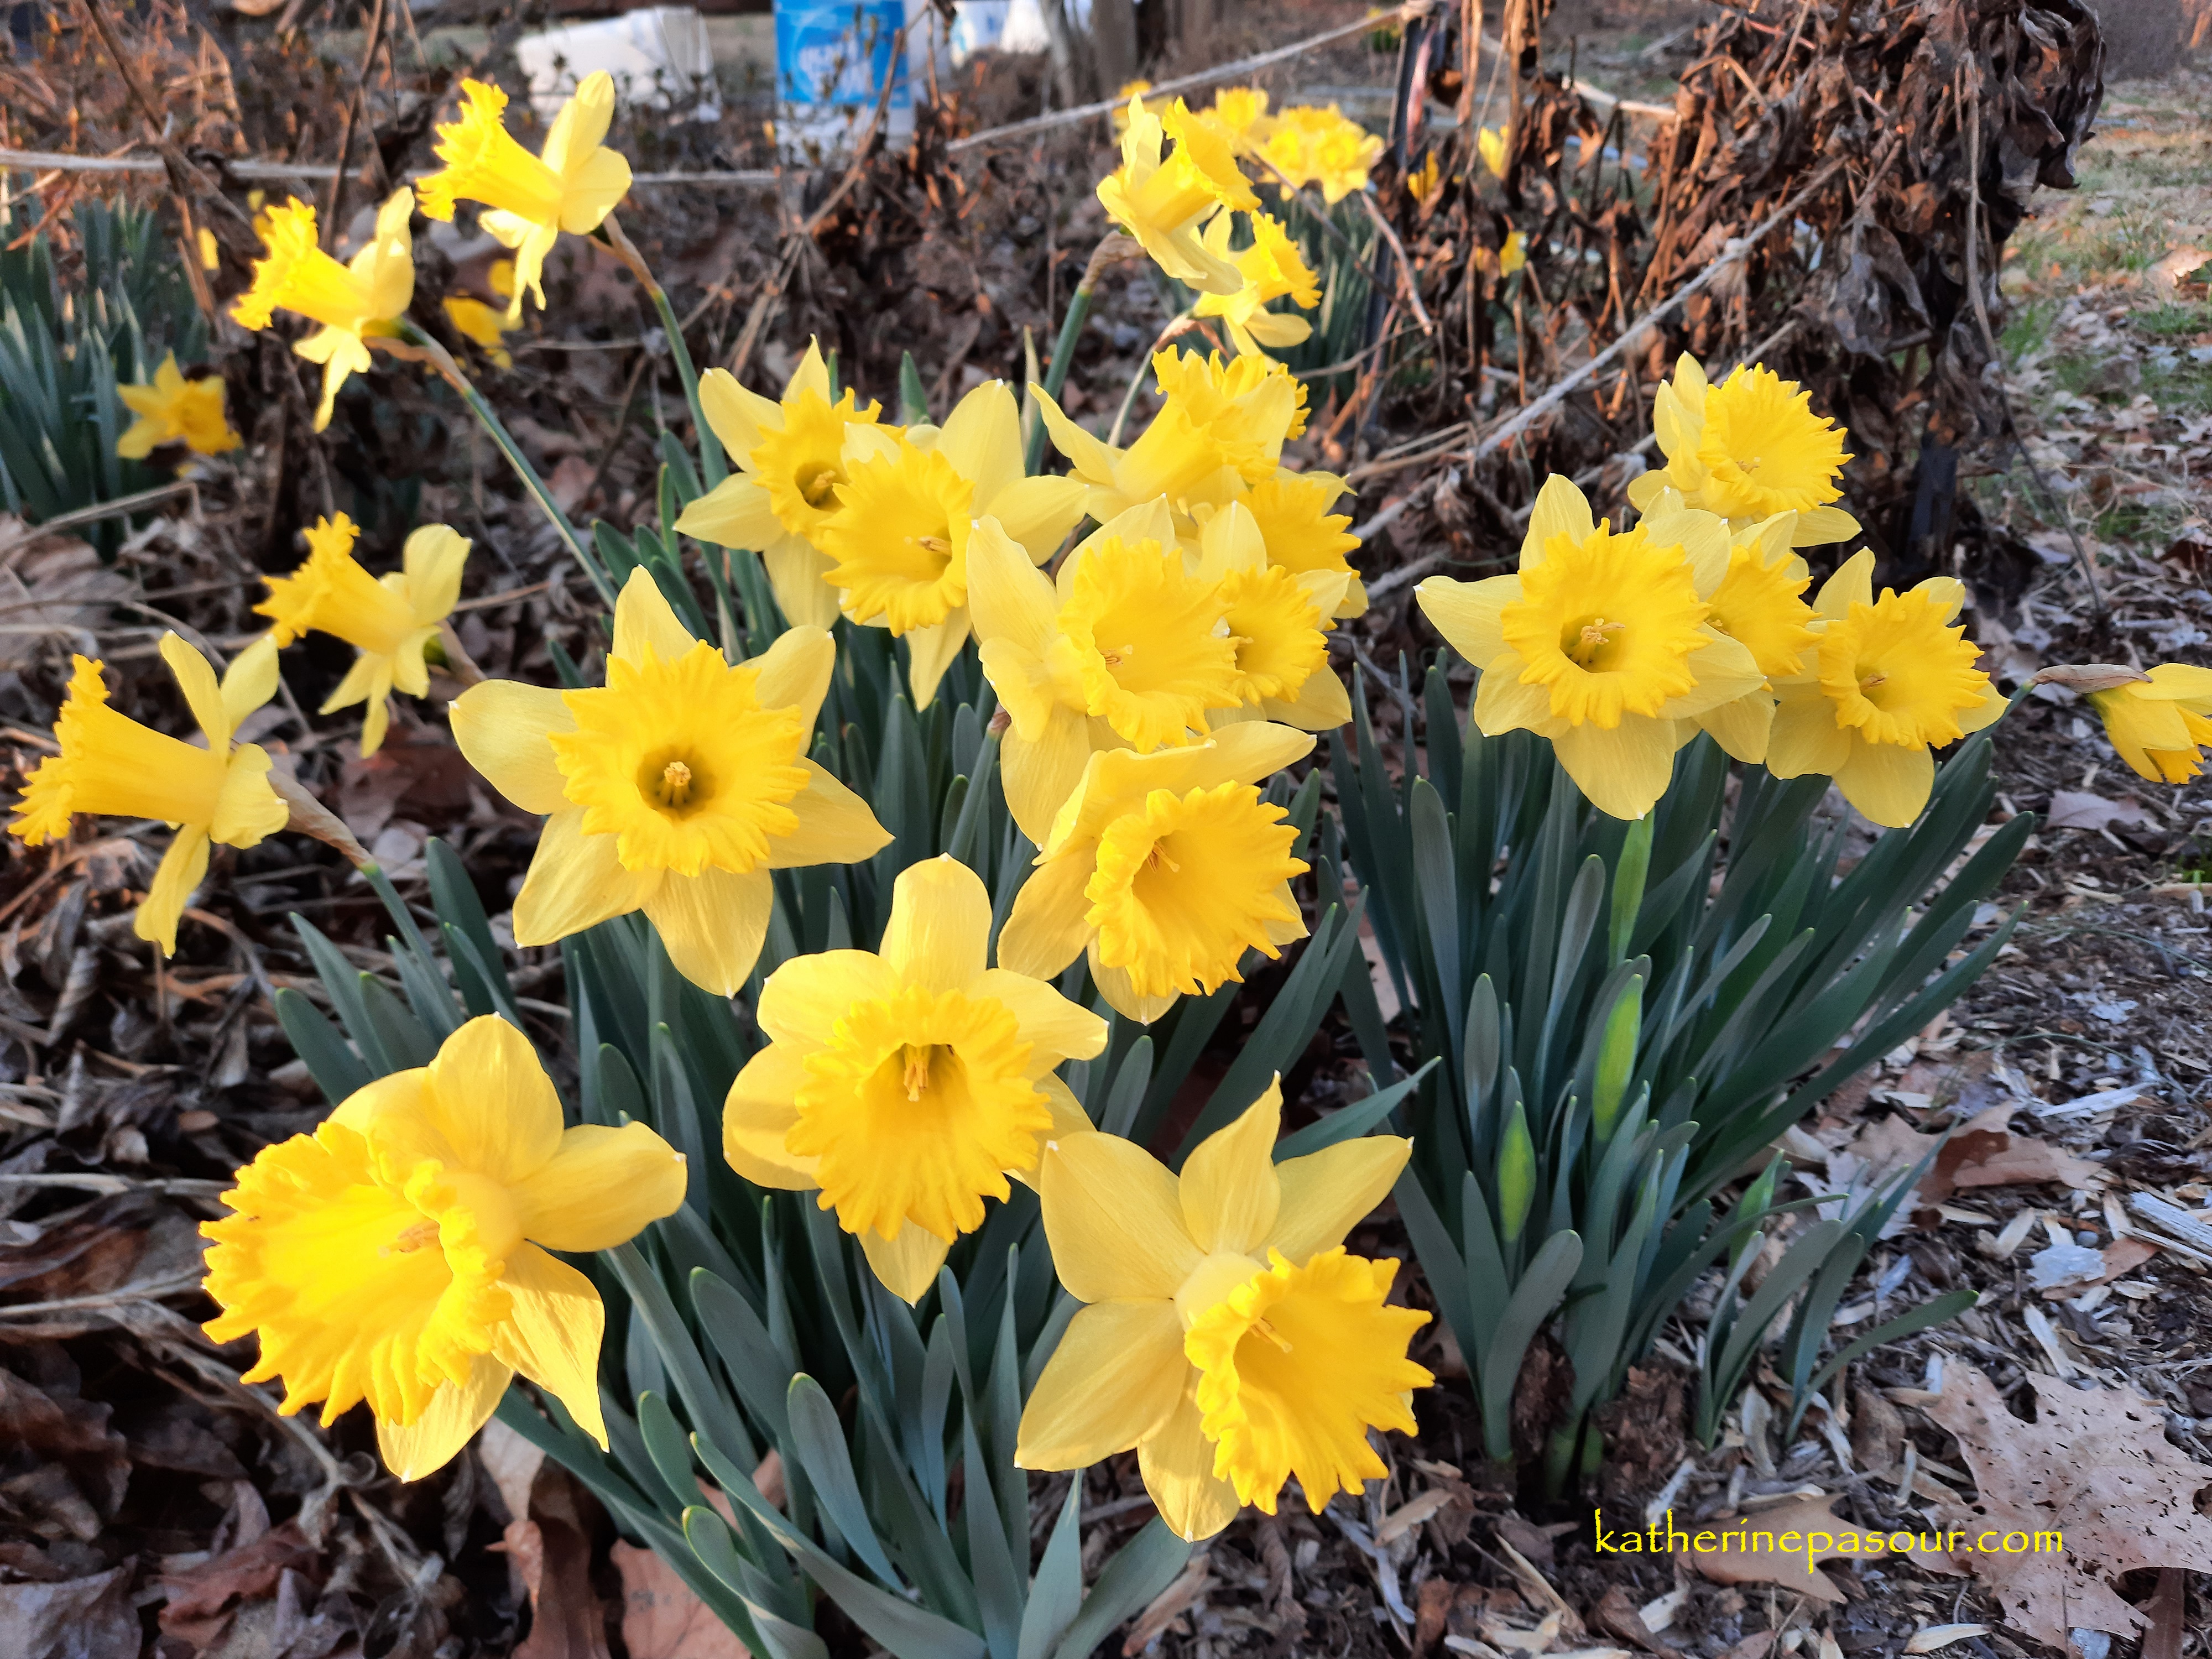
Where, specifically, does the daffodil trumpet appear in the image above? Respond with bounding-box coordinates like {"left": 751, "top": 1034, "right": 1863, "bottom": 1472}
{"left": 1016, "top": 1081, "right": 1431, "bottom": 1540}
{"left": 451, "top": 567, "right": 891, "bottom": 995}
{"left": 723, "top": 855, "right": 1108, "bottom": 1301}
{"left": 201, "top": 1014, "right": 687, "bottom": 1480}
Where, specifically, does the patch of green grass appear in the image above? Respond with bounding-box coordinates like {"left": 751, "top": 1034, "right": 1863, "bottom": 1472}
{"left": 2137, "top": 299, "right": 2212, "bottom": 338}
{"left": 2003, "top": 295, "right": 2059, "bottom": 357}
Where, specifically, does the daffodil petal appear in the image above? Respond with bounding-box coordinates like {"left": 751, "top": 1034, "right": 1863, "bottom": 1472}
{"left": 1813, "top": 549, "right": 1875, "bottom": 618}
{"left": 492, "top": 1243, "right": 608, "bottom": 1448}
{"left": 613, "top": 568, "right": 698, "bottom": 666}
{"left": 137, "top": 827, "right": 210, "bottom": 954}
{"left": 1138, "top": 1380, "right": 1243, "bottom": 1541}
{"left": 766, "top": 761, "right": 892, "bottom": 870}
{"left": 989, "top": 474, "right": 1091, "bottom": 564}
{"left": 1178, "top": 1082, "right": 1282, "bottom": 1255}
{"left": 1834, "top": 736, "right": 1933, "bottom": 829}
{"left": 967, "top": 515, "right": 1060, "bottom": 656}
{"left": 1265, "top": 1135, "right": 1412, "bottom": 1265}
{"left": 676, "top": 476, "right": 784, "bottom": 550}
{"left": 220, "top": 635, "right": 283, "bottom": 734}
{"left": 902, "top": 614, "right": 969, "bottom": 708}
{"left": 642, "top": 865, "right": 774, "bottom": 996}
{"left": 997, "top": 849, "right": 1093, "bottom": 982}
{"left": 1551, "top": 716, "right": 1679, "bottom": 820}
{"left": 1001, "top": 713, "right": 1094, "bottom": 849}
{"left": 1766, "top": 684, "right": 1852, "bottom": 777}
{"left": 378, "top": 1353, "right": 512, "bottom": 1481}
{"left": 1472, "top": 659, "right": 1554, "bottom": 735}
{"left": 161, "top": 632, "right": 229, "bottom": 750}
{"left": 1016, "top": 1300, "right": 1188, "bottom": 1468}
{"left": 858, "top": 1223, "right": 951, "bottom": 1306}
{"left": 512, "top": 809, "right": 656, "bottom": 946}
{"left": 937, "top": 379, "right": 1023, "bottom": 507}
{"left": 421, "top": 1014, "right": 566, "bottom": 1183}
{"left": 758, "top": 950, "right": 900, "bottom": 1047}
{"left": 1790, "top": 505, "right": 1860, "bottom": 547}
{"left": 452, "top": 680, "right": 576, "bottom": 816}
{"left": 1038, "top": 1133, "right": 1201, "bottom": 1303}
{"left": 1416, "top": 575, "right": 1516, "bottom": 669}
{"left": 697, "top": 370, "right": 780, "bottom": 467}
{"left": 210, "top": 745, "right": 286, "bottom": 848}
{"left": 514, "top": 1121, "right": 687, "bottom": 1251}
{"left": 879, "top": 856, "right": 993, "bottom": 993}
{"left": 723, "top": 1044, "right": 820, "bottom": 1188}
{"left": 1088, "top": 952, "right": 1182, "bottom": 1025}
{"left": 1521, "top": 474, "right": 1595, "bottom": 566}
{"left": 752, "top": 625, "right": 836, "bottom": 738}
{"left": 1694, "top": 689, "right": 1776, "bottom": 764}
{"left": 972, "top": 969, "right": 1108, "bottom": 1072}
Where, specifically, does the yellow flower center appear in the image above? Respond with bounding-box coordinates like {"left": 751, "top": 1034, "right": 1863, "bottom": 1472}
{"left": 787, "top": 985, "right": 1049, "bottom": 1243}
{"left": 257, "top": 512, "right": 420, "bottom": 655}
{"left": 1181, "top": 1246, "right": 1432, "bottom": 1512}
{"left": 1815, "top": 589, "right": 1991, "bottom": 749}
{"left": 230, "top": 200, "right": 378, "bottom": 334}
{"left": 419, "top": 79, "right": 566, "bottom": 226}
{"left": 1499, "top": 523, "right": 1708, "bottom": 727}
{"left": 1220, "top": 564, "right": 1327, "bottom": 703}
{"left": 1705, "top": 543, "right": 1818, "bottom": 677}
{"left": 550, "top": 641, "right": 810, "bottom": 877}
{"left": 752, "top": 388, "right": 880, "bottom": 539}
{"left": 9, "top": 656, "right": 231, "bottom": 845}
{"left": 817, "top": 440, "right": 975, "bottom": 633}
{"left": 1060, "top": 537, "right": 1242, "bottom": 749}
{"left": 1083, "top": 781, "right": 1306, "bottom": 1000}
{"left": 1694, "top": 366, "right": 1851, "bottom": 519}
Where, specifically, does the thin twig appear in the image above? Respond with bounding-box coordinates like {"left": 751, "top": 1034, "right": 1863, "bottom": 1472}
{"left": 1360, "top": 192, "right": 1437, "bottom": 337}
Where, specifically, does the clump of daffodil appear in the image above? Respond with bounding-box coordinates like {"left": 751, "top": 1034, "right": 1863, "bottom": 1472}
{"left": 1629, "top": 356, "right": 1859, "bottom": 545}
{"left": 417, "top": 72, "right": 632, "bottom": 319}
{"left": 202, "top": 1014, "right": 685, "bottom": 1481}
{"left": 9, "top": 634, "right": 283, "bottom": 953}
{"left": 1191, "top": 213, "right": 1321, "bottom": 357}
{"left": 1417, "top": 476, "right": 1764, "bottom": 820}
{"left": 1259, "top": 106, "right": 1384, "bottom": 204}
{"left": 1192, "top": 500, "right": 1351, "bottom": 732}
{"left": 257, "top": 513, "right": 469, "bottom": 757}
{"left": 999, "top": 723, "right": 1313, "bottom": 1023}
{"left": 231, "top": 189, "right": 415, "bottom": 431}
{"left": 1100, "top": 95, "right": 1259, "bottom": 295}
{"left": 2079, "top": 663, "right": 2212, "bottom": 781}
{"left": 813, "top": 380, "right": 1087, "bottom": 707}
{"left": 1016, "top": 1080, "right": 1431, "bottom": 1540}
{"left": 444, "top": 259, "right": 521, "bottom": 368}
{"left": 724, "top": 856, "right": 1108, "bottom": 1302}
{"left": 1766, "top": 550, "right": 2002, "bottom": 827}
{"left": 1035, "top": 347, "right": 1300, "bottom": 531}
{"left": 117, "top": 353, "right": 241, "bottom": 460}
{"left": 675, "top": 342, "right": 887, "bottom": 630}
{"left": 967, "top": 502, "right": 1246, "bottom": 844}
{"left": 452, "top": 569, "right": 890, "bottom": 995}
{"left": 1238, "top": 471, "right": 1365, "bottom": 619}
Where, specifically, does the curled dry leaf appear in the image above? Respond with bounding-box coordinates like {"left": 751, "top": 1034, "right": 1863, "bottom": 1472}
{"left": 1924, "top": 1366, "right": 2212, "bottom": 1647}
{"left": 1930, "top": 1106, "right": 2108, "bottom": 1201}
{"left": 2030, "top": 664, "right": 2152, "bottom": 693}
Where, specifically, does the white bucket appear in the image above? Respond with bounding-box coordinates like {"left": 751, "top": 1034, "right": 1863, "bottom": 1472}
{"left": 515, "top": 7, "right": 719, "bottom": 120}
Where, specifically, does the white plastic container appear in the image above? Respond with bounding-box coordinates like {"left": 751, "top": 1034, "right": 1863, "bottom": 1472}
{"left": 515, "top": 7, "right": 718, "bottom": 120}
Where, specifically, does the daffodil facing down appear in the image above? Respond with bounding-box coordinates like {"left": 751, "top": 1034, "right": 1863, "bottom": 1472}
{"left": 1036, "top": 348, "right": 1300, "bottom": 531}
{"left": 815, "top": 379, "right": 1086, "bottom": 706}
{"left": 998, "top": 722, "right": 1313, "bottom": 1022}
{"left": 1192, "top": 502, "right": 1350, "bottom": 732}
{"left": 257, "top": 513, "right": 470, "bottom": 756}
{"left": 966, "top": 501, "right": 1245, "bottom": 844}
{"left": 444, "top": 260, "right": 521, "bottom": 368}
{"left": 675, "top": 342, "right": 886, "bottom": 629}
{"left": 202, "top": 1015, "right": 686, "bottom": 1480}
{"left": 1417, "top": 476, "right": 1764, "bottom": 819}
{"left": 9, "top": 634, "right": 284, "bottom": 952}
{"left": 723, "top": 857, "right": 1108, "bottom": 1301}
{"left": 117, "top": 353, "right": 241, "bottom": 459}
{"left": 1767, "top": 551, "right": 2004, "bottom": 827}
{"left": 452, "top": 570, "right": 890, "bottom": 994}
{"left": 1238, "top": 471, "right": 1365, "bottom": 619}
{"left": 2084, "top": 663, "right": 2212, "bottom": 781}
{"left": 1099, "top": 95, "right": 1259, "bottom": 295}
{"left": 418, "top": 73, "right": 633, "bottom": 319}
{"left": 1192, "top": 213, "right": 1321, "bottom": 356}
{"left": 1016, "top": 1082, "right": 1430, "bottom": 1539}
{"left": 231, "top": 189, "right": 415, "bottom": 431}
{"left": 1629, "top": 356, "right": 1859, "bottom": 546}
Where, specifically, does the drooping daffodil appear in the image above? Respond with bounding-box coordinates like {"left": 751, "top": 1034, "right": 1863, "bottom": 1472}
{"left": 231, "top": 189, "right": 415, "bottom": 431}
{"left": 451, "top": 568, "right": 890, "bottom": 995}
{"left": 117, "top": 352, "right": 241, "bottom": 459}
{"left": 1191, "top": 212, "right": 1320, "bottom": 357}
{"left": 2083, "top": 662, "right": 2212, "bottom": 782}
{"left": 1099, "top": 95, "right": 1258, "bottom": 294}
{"left": 1628, "top": 356, "right": 1859, "bottom": 546}
{"left": 9, "top": 634, "right": 284, "bottom": 953}
{"left": 256, "top": 512, "right": 469, "bottom": 757}
{"left": 1016, "top": 1081, "right": 1431, "bottom": 1540}
{"left": 201, "top": 1014, "right": 686, "bottom": 1480}
{"left": 723, "top": 856, "right": 1108, "bottom": 1301}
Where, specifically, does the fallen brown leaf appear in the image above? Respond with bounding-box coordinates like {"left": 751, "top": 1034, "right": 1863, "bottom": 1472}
{"left": 1674, "top": 1495, "right": 1954, "bottom": 1601}
{"left": 612, "top": 1539, "right": 749, "bottom": 1659}
{"left": 158, "top": 1520, "right": 318, "bottom": 1645}
{"left": 1930, "top": 1106, "right": 2107, "bottom": 1201}
{"left": 0, "top": 1564, "right": 138, "bottom": 1659}
{"left": 1926, "top": 1365, "right": 2212, "bottom": 1646}
{"left": 1123, "top": 1553, "right": 1212, "bottom": 1656}
{"left": 0, "top": 1360, "right": 129, "bottom": 1543}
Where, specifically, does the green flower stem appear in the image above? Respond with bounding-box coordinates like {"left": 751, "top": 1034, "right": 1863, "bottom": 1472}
{"left": 382, "top": 322, "right": 617, "bottom": 612}
{"left": 1025, "top": 232, "right": 1142, "bottom": 474}
{"left": 603, "top": 213, "right": 725, "bottom": 491}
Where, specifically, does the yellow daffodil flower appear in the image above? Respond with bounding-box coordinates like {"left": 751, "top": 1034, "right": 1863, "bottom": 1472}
{"left": 1016, "top": 1081, "right": 1430, "bottom": 1540}
{"left": 256, "top": 513, "right": 469, "bottom": 757}
{"left": 2086, "top": 664, "right": 2212, "bottom": 781}
{"left": 815, "top": 380, "right": 1087, "bottom": 707}
{"left": 1259, "top": 106, "right": 1384, "bottom": 205}
{"left": 1766, "top": 550, "right": 2004, "bottom": 827}
{"left": 418, "top": 72, "right": 633, "bottom": 320}
{"left": 967, "top": 501, "right": 1246, "bottom": 844}
{"left": 1191, "top": 213, "right": 1320, "bottom": 357}
{"left": 676, "top": 341, "right": 887, "bottom": 630}
{"left": 1477, "top": 126, "right": 1509, "bottom": 179}
{"left": 1628, "top": 356, "right": 1858, "bottom": 546}
{"left": 1099, "top": 95, "right": 1259, "bottom": 295}
{"left": 1035, "top": 348, "right": 1300, "bottom": 533}
{"left": 9, "top": 634, "right": 284, "bottom": 953}
{"left": 444, "top": 260, "right": 520, "bottom": 368}
{"left": 197, "top": 227, "right": 220, "bottom": 270}
{"left": 1239, "top": 471, "right": 1365, "bottom": 619}
{"left": 1499, "top": 229, "right": 1527, "bottom": 275}
{"left": 1111, "top": 80, "right": 1157, "bottom": 134}
{"left": 231, "top": 189, "right": 415, "bottom": 432}
{"left": 723, "top": 856, "right": 1108, "bottom": 1301}
{"left": 1192, "top": 501, "right": 1351, "bottom": 732}
{"left": 117, "top": 352, "right": 241, "bottom": 459}
{"left": 1659, "top": 507, "right": 1818, "bottom": 765}
{"left": 1417, "top": 476, "right": 1765, "bottom": 820}
{"left": 452, "top": 569, "right": 890, "bottom": 995}
{"left": 1204, "top": 87, "right": 1273, "bottom": 153}
{"left": 1406, "top": 152, "right": 1442, "bottom": 205}
{"left": 998, "top": 722, "right": 1313, "bottom": 1022}
{"left": 202, "top": 1014, "right": 686, "bottom": 1480}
